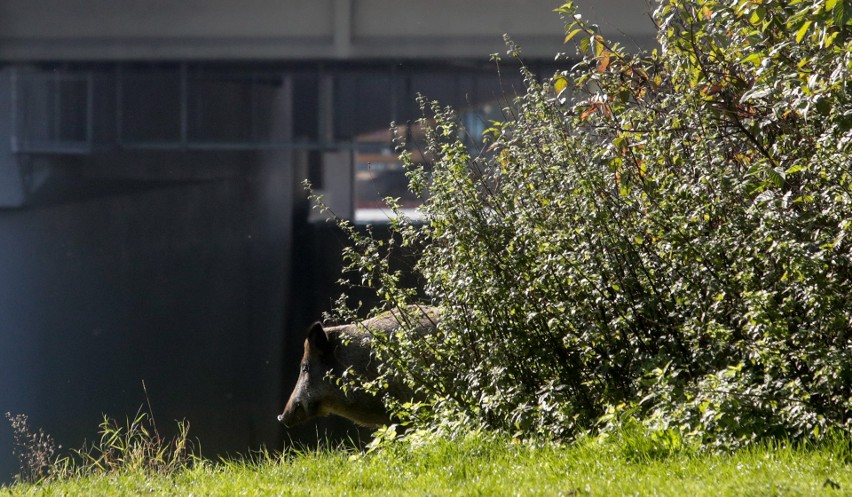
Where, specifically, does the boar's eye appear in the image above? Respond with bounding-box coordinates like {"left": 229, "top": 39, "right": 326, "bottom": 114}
{"left": 300, "top": 362, "right": 310, "bottom": 374}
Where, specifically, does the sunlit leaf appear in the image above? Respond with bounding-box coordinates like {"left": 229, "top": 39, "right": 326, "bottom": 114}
{"left": 554, "top": 75, "right": 569, "bottom": 97}
{"left": 795, "top": 20, "right": 813, "bottom": 43}
{"left": 786, "top": 163, "right": 807, "bottom": 174}
{"left": 597, "top": 52, "right": 611, "bottom": 72}
{"left": 564, "top": 28, "right": 583, "bottom": 44}
{"left": 824, "top": 30, "right": 839, "bottom": 48}
{"left": 593, "top": 35, "right": 607, "bottom": 57}
{"left": 741, "top": 53, "right": 763, "bottom": 66}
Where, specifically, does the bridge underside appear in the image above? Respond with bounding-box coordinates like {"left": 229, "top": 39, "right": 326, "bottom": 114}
{"left": 0, "top": 0, "right": 658, "bottom": 482}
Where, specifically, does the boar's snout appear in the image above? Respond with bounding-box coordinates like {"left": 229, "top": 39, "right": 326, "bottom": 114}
{"left": 278, "top": 399, "right": 310, "bottom": 427}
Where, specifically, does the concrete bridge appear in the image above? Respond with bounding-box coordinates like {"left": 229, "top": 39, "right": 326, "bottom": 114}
{"left": 0, "top": 0, "right": 657, "bottom": 481}
{"left": 0, "top": 0, "right": 654, "bottom": 60}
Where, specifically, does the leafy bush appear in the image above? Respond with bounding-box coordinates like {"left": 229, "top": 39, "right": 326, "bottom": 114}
{"left": 330, "top": 0, "right": 852, "bottom": 448}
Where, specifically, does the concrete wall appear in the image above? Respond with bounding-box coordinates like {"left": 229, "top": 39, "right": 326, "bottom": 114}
{"left": 0, "top": 0, "right": 657, "bottom": 61}
{"left": 0, "top": 154, "right": 296, "bottom": 480}
{"left": 0, "top": 71, "right": 24, "bottom": 207}
{"left": 0, "top": 65, "right": 299, "bottom": 480}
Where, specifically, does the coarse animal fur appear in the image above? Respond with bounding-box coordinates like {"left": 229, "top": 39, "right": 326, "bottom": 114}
{"left": 278, "top": 305, "right": 440, "bottom": 428}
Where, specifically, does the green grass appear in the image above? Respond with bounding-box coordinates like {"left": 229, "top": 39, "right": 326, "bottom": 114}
{"left": 3, "top": 431, "right": 851, "bottom": 496}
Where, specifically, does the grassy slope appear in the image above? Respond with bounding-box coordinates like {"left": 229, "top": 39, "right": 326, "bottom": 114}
{"left": 3, "top": 434, "right": 850, "bottom": 496}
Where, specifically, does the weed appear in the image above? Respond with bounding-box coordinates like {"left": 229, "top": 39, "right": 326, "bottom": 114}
{"left": 6, "top": 383, "right": 198, "bottom": 481}
{"left": 4, "top": 412, "right": 57, "bottom": 483}
{"left": 52, "top": 407, "right": 196, "bottom": 478}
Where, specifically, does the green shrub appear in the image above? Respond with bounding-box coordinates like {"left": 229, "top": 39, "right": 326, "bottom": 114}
{"left": 330, "top": 0, "right": 852, "bottom": 448}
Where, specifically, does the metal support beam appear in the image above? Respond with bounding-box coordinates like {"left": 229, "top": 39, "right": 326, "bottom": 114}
{"left": 10, "top": 68, "right": 18, "bottom": 153}
{"left": 180, "top": 62, "right": 188, "bottom": 149}
{"left": 318, "top": 70, "right": 335, "bottom": 146}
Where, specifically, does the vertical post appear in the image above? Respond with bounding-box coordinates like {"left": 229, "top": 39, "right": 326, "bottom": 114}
{"left": 86, "top": 70, "right": 94, "bottom": 152}
{"left": 180, "top": 62, "right": 188, "bottom": 149}
{"left": 52, "top": 69, "right": 60, "bottom": 144}
{"left": 318, "top": 69, "right": 334, "bottom": 146}
{"left": 255, "top": 73, "right": 294, "bottom": 447}
{"left": 389, "top": 64, "right": 398, "bottom": 125}
{"left": 281, "top": 74, "right": 293, "bottom": 145}
{"left": 250, "top": 72, "right": 258, "bottom": 144}
{"left": 10, "top": 67, "right": 18, "bottom": 153}
{"left": 321, "top": 149, "right": 354, "bottom": 221}
{"left": 116, "top": 64, "right": 124, "bottom": 148}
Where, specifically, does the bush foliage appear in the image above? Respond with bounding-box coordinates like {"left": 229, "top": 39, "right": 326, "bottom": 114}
{"left": 331, "top": 0, "right": 852, "bottom": 447}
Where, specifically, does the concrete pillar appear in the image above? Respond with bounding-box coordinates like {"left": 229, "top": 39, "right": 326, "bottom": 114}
{"left": 0, "top": 68, "right": 25, "bottom": 207}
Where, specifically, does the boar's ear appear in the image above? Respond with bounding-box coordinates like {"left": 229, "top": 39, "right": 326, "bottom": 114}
{"left": 306, "top": 322, "right": 331, "bottom": 354}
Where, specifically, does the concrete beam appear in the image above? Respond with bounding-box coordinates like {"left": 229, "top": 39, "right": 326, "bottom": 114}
{"left": 0, "top": 0, "right": 658, "bottom": 62}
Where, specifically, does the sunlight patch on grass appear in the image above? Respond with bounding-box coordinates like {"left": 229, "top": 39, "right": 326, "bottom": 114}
{"left": 4, "top": 432, "right": 850, "bottom": 496}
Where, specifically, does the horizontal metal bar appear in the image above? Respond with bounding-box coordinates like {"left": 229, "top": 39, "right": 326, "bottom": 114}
{"left": 13, "top": 140, "right": 395, "bottom": 155}
{"left": 13, "top": 141, "right": 93, "bottom": 155}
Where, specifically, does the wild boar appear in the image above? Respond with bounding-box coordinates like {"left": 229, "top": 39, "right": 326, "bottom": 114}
{"left": 277, "top": 306, "right": 440, "bottom": 428}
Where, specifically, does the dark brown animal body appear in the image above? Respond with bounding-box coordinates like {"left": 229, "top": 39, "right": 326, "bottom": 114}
{"left": 278, "top": 306, "right": 440, "bottom": 428}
